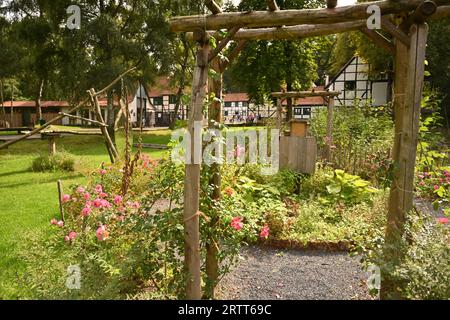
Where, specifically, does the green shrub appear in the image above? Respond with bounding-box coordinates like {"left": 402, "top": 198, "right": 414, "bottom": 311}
{"left": 31, "top": 152, "right": 75, "bottom": 172}
{"left": 360, "top": 213, "right": 450, "bottom": 299}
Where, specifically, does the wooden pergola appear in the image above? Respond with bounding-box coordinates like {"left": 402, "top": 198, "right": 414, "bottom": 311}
{"left": 172, "top": 0, "right": 450, "bottom": 300}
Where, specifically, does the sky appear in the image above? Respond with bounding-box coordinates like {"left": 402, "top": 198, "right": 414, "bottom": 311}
{"left": 231, "top": 0, "right": 357, "bottom": 6}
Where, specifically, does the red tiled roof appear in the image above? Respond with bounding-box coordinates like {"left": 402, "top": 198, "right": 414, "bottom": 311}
{"left": 146, "top": 77, "right": 179, "bottom": 97}
{"left": 224, "top": 93, "right": 249, "bottom": 103}
{"left": 3, "top": 101, "right": 70, "bottom": 108}
{"left": 282, "top": 96, "right": 325, "bottom": 106}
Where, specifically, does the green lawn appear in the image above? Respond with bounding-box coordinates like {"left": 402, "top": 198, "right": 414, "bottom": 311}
{"left": 0, "top": 131, "right": 167, "bottom": 298}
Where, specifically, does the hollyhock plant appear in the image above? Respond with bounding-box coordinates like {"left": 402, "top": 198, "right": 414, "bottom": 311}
{"left": 230, "top": 217, "right": 243, "bottom": 231}
{"left": 260, "top": 225, "right": 270, "bottom": 239}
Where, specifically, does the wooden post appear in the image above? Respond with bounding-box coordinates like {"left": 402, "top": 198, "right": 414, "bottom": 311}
{"left": 383, "top": 23, "right": 429, "bottom": 300}
{"left": 325, "top": 97, "right": 334, "bottom": 161}
{"left": 205, "top": 57, "right": 222, "bottom": 299}
{"left": 57, "top": 180, "right": 65, "bottom": 222}
{"left": 48, "top": 135, "right": 57, "bottom": 156}
{"left": 184, "top": 33, "right": 210, "bottom": 300}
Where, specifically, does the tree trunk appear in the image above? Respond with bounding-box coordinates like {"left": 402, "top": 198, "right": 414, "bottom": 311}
{"left": 10, "top": 83, "right": 14, "bottom": 127}
{"left": 35, "top": 79, "right": 44, "bottom": 125}
{"left": 170, "top": 36, "right": 190, "bottom": 130}
{"left": 286, "top": 81, "right": 293, "bottom": 122}
{"left": 107, "top": 91, "right": 116, "bottom": 145}
{"left": 0, "top": 78, "right": 6, "bottom": 127}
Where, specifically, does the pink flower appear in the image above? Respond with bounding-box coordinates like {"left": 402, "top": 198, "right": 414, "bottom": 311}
{"left": 57, "top": 220, "right": 64, "bottom": 228}
{"left": 81, "top": 206, "right": 91, "bottom": 217}
{"left": 446, "top": 177, "right": 450, "bottom": 183}
{"left": 84, "top": 192, "right": 90, "bottom": 200}
{"left": 418, "top": 174, "right": 425, "bottom": 179}
{"left": 230, "top": 217, "right": 243, "bottom": 231}
{"left": 50, "top": 218, "right": 58, "bottom": 225}
{"left": 260, "top": 225, "right": 270, "bottom": 239}
{"left": 93, "top": 198, "right": 103, "bottom": 208}
{"left": 118, "top": 206, "right": 125, "bottom": 213}
{"left": 68, "top": 231, "right": 77, "bottom": 240}
{"left": 439, "top": 178, "right": 444, "bottom": 184}
{"left": 117, "top": 215, "right": 125, "bottom": 222}
{"left": 419, "top": 181, "right": 425, "bottom": 187}
{"left": 99, "top": 169, "right": 107, "bottom": 175}
{"left": 95, "top": 185, "right": 103, "bottom": 194}
{"left": 99, "top": 192, "right": 108, "bottom": 198}
{"left": 437, "top": 217, "right": 449, "bottom": 224}
{"left": 101, "top": 199, "right": 112, "bottom": 208}
{"left": 77, "top": 186, "right": 85, "bottom": 194}
{"left": 114, "top": 195, "right": 123, "bottom": 205}
{"left": 64, "top": 236, "right": 70, "bottom": 242}
{"left": 96, "top": 225, "right": 109, "bottom": 241}
{"left": 434, "top": 185, "right": 439, "bottom": 190}
{"left": 62, "top": 194, "right": 71, "bottom": 203}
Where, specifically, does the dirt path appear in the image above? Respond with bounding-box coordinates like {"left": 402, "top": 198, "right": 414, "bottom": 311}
{"left": 217, "top": 246, "right": 373, "bottom": 300}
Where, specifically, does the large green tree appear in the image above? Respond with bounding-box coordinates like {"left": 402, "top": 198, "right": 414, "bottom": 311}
{"left": 226, "top": 0, "right": 326, "bottom": 120}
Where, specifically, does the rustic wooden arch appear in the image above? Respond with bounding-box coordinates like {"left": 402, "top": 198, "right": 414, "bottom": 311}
{"left": 169, "top": 0, "right": 450, "bottom": 300}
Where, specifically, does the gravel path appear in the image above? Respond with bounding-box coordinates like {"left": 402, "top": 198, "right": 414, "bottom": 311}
{"left": 217, "top": 246, "right": 372, "bottom": 300}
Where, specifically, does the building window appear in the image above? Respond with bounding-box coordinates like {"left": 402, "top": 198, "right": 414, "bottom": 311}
{"left": 153, "top": 97, "right": 163, "bottom": 105}
{"left": 169, "top": 95, "right": 177, "bottom": 104}
{"left": 224, "top": 102, "right": 232, "bottom": 108}
{"left": 345, "top": 81, "right": 356, "bottom": 91}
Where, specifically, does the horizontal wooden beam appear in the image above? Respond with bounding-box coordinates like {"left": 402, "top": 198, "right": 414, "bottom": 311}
{"left": 169, "top": 0, "right": 450, "bottom": 32}
{"left": 188, "top": 20, "right": 366, "bottom": 41}
{"left": 271, "top": 91, "right": 341, "bottom": 98}
{"left": 433, "top": 5, "right": 450, "bottom": 18}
